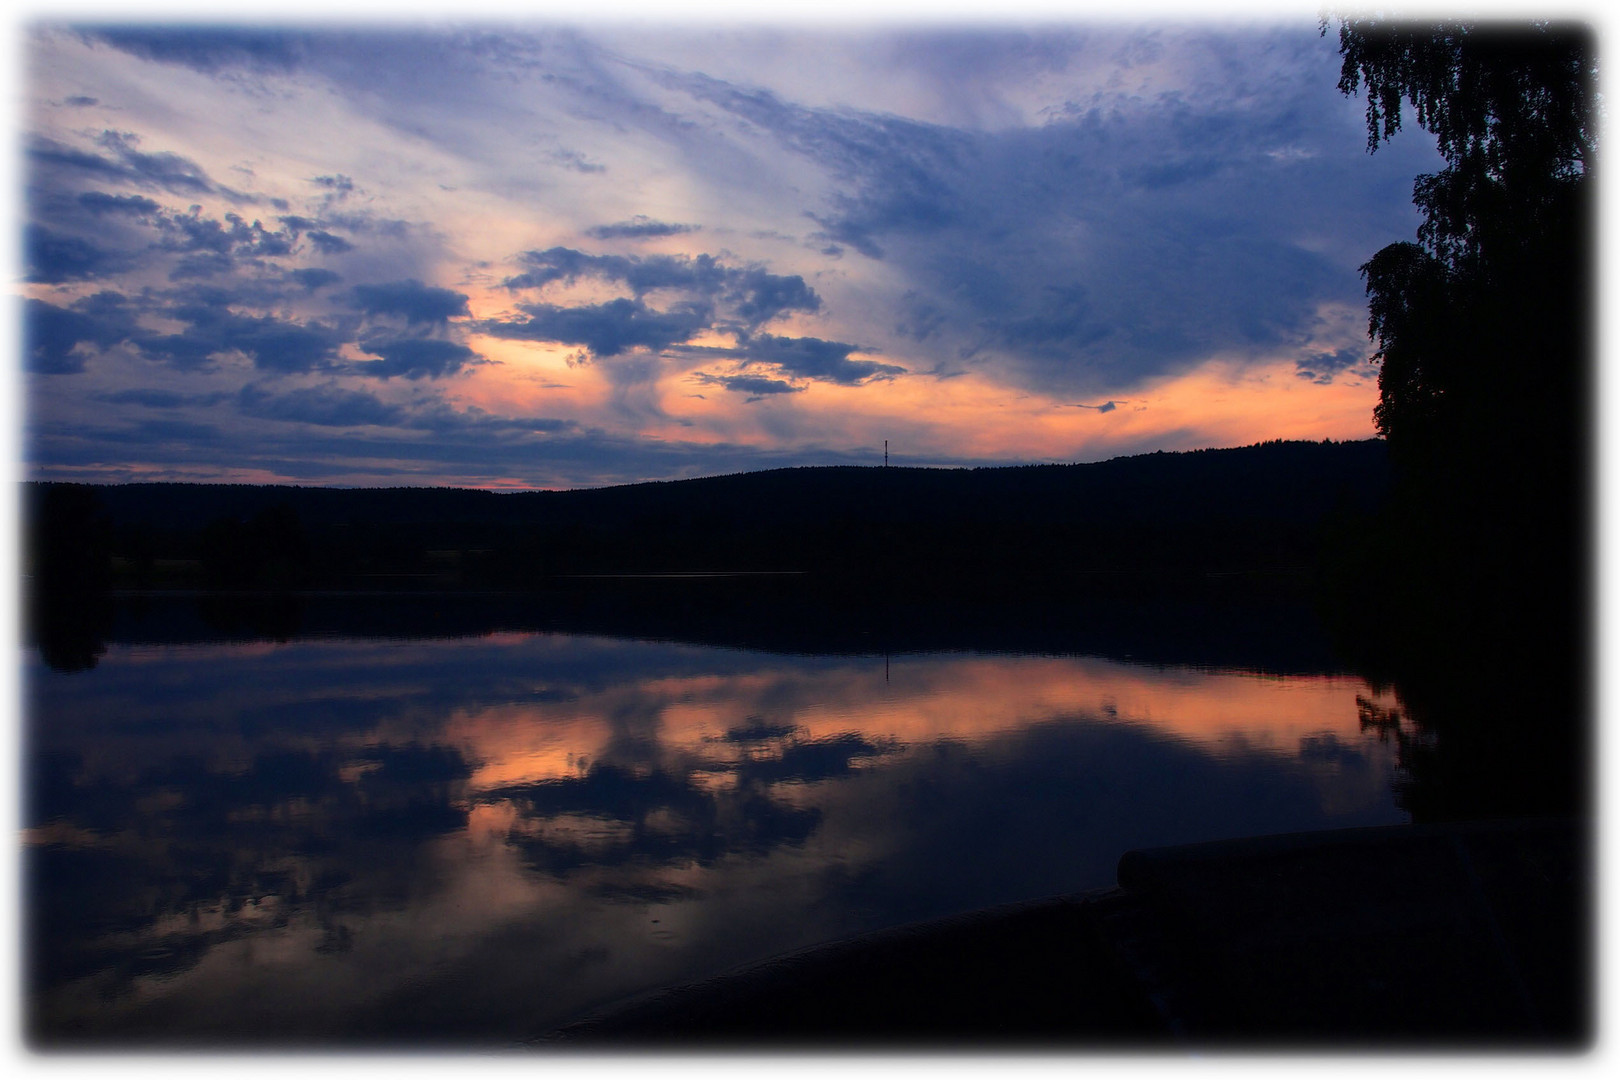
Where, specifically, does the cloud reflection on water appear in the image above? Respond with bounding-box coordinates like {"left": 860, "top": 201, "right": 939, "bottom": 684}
{"left": 26, "top": 632, "right": 1403, "bottom": 1045}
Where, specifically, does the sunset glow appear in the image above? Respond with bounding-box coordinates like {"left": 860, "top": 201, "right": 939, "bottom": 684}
{"left": 21, "top": 19, "right": 1442, "bottom": 488}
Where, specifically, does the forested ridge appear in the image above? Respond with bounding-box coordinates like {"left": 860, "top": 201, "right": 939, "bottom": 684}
{"left": 26, "top": 438, "right": 1388, "bottom": 593}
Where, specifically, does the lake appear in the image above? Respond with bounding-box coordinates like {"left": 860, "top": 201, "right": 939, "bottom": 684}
{"left": 24, "top": 592, "right": 1408, "bottom": 1047}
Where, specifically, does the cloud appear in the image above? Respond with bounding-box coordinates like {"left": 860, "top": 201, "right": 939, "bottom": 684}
{"left": 95, "top": 388, "right": 231, "bottom": 408}
{"left": 646, "top": 32, "right": 1435, "bottom": 397}
{"left": 77, "top": 192, "right": 162, "bottom": 216}
{"left": 237, "top": 382, "right": 404, "bottom": 427}
{"left": 22, "top": 24, "right": 1432, "bottom": 487}
{"left": 354, "top": 336, "right": 484, "bottom": 380}
{"left": 306, "top": 230, "right": 353, "bottom": 254}
{"left": 585, "top": 216, "right": 699, "bottom": 240}
{"left": 94, "top": 417, "right": 224, "bottom": 445}
{"left": 22, "top": 127, "right": 252, "bottom": 205}
{"left": 153, "top": 208, "right": 297, "bottom": 265}
{"left": 729, "top": 268, "right": 821, "bottom": 326}
{"left": 352, "top": 279, "right": 471, "bottom": 324}
{"left": 31, "top": 182, "right": 303, "bottom": 287}
{"left": 94, "top": 129, "right": 207, "bottom": 189}
{"left": 291, "top": 268, "right": 343, "bottom": 290}
{"left": 274, "top": 214, "right": 361, "bottom": 253}
{"left": 737, "top": 333, "right": 904, "bottom": 385}
{"left": 403, "top": 402, "right": 576, "bottom": 437}
{"left": 23, "top": 294, "right": 142, "bottom": 374}
{"left": 229, "top": 382, "right": 577, "bottom": 437}
{"left": 80, "top": 25, "right": 309, "bottom": 73}
{"left": 25, "top": 225, "right": 128, "bottom": 283}
{"left": 128, "top": 290, "right": 348, "bottom": 374}
{"left": 549, "top": 149, "right": 606, "bottom": 174}
{"left": 504, "top": 247, "right": 820, "bottom": 329}
{"left": 487, "top": 247, "right": 828, "bottom": 365}
{"left": 74, "top": 129, "right": 232, "bottom": 197}
{"left": 484, "top": 297, "right": 712, "bottom": 358}
{"left": 691, "top": 372, "right": 803, "bottom": 401}
{"left": 1295, "top": 347, "right": 1368, "bottom": 385}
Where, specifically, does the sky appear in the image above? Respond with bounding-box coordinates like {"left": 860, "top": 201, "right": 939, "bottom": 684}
{"left": 17, "top": 11, "right": 1449, "bottom": 490}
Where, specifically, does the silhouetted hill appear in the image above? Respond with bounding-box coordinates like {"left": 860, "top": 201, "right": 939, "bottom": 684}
{"left": 27, "top": 439, "right": 1388, "bottom": 594}
{"left": 23, "top": 439, "right": 1389, "bottom": 671}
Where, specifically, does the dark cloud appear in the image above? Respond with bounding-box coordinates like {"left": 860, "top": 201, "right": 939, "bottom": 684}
{"left": 692, "top": 372, "right": 803, "bottom": 400}
{"left": 354, "top": 336, "right": 483, "bottom": 380}
{"left": 485, "top": 298, "right": 712, "bottom": 358}
{"left": 996, "top": 283, "right": 1111, "bottom": 358}
{"left": 93, "top": 130, "right": 220, "bottom": 196}
{"left": 97, "top": 388, "right": 189, "bottom": 408}
{"left": 64, "top": 95, "right": 99, "bottom": 106}
{"left": 730, "top": 268, "right": 820, "bottom": 325}
{"left": 129, "top": 293, "right": 346, "bottom": 374}
{"left": 1295, "top": 347, "right": 1368, "bottom": 385}
{"left": 503, "top": 246, "right": 608, "bottom": 291}
{"left": 237, "top": 383, "right": 404, "bottom": 427}
{"left": 549, "top": 149, "right": 606, "bottom": 174}
{"left": 657, "top": 36, "right": 1435, "bottom": 396}
{"left": 306, "top": 230, "right": 353, "bottom": 254}
{"left": 404, "top": 403, "right": 576, "bottom": 437}
{"left": 505, "top": 247, "right": 820, "bottom": 329}
{"left": 291, "top": 268, "right": 343, "bottom": 290}
{"left": 153, "top": 212, "right": 233, "bottom": 254}
{"left": 27, "top": 135, "right": 143, "bottom": 185}
{"left": 585, "top": 216, "right": 699, "bottom": 240}
{"left": 96, "top": 417, "right": 223, "bottom": 445}
{"left": 491, "top": 248, "right": 824, "bottom": 366}
{"left": 28, "top": 131, "right": 243, "bottom": 220}
{"left": 154, "top": 209, "right": 296, "bottom": 259}
{"left": 77, "top": 191, "right": 161, "bottom": 216}
{"left": 669, "top": 70, "right": 969, "bottom": 253}
{"left": 169, "top": 251, "right": 235, "bottom": 280}
{"left": 25, "top": 224, "right": 128, "bottom": 283}
{"left": 24, "top": 294, "right": 141, "bottom": 374}
{"left": 133, "top": 333, "right": 224, "bottom": 371}
{"left": 806, "top": 214, "right": 885, "bottom": 260}
{"left": 274, "top": 214, "right": 357, "bottom": 252}
{"left": 313, "top": 174, "right": 354, "bottom": 193}
{"left": 216, "top": 317, "right": 347, "bottom": 375}
{"left": 352, "top": 279, "right": 471, "bottom": 324}
{"left": 738, "top": 334, "right": 905, "bottom": 385}
{"left": 96, "top": 388, "right": 230, "bottom": 408}
{"left": 81, "top": 26, "right": 309, "bottom": 73}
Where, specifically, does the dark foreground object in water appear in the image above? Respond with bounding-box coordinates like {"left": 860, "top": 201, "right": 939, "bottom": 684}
{"left": 543, "top": 819, "right": 1588, "bottom": 1049}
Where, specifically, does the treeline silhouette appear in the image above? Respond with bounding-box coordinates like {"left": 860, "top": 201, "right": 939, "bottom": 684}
{"left": 24, "top": 439, "right": 1387, "bottom": 671}
{"left": 26, "top": 438, "right": 1386, "bottom": 594}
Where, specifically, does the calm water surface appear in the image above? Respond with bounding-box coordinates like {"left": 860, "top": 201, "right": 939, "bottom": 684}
{"left": 26, "top": 622, "right": 1406, "bottom": 1046}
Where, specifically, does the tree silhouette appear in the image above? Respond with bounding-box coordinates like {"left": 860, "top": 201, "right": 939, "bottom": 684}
{"left": 1331, "top": 19, "right": 1593, "bottom": 615}
{"left": 1335, "top": 19, "right": 1593, "bottom": 468}
{"left": 1322, "top": 19, "right": 1596, "bottom": 821}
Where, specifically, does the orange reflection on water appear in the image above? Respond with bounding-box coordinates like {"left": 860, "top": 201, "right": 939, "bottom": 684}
{"left": 440, "top": 650, "right": 1391, "bottom": 797}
